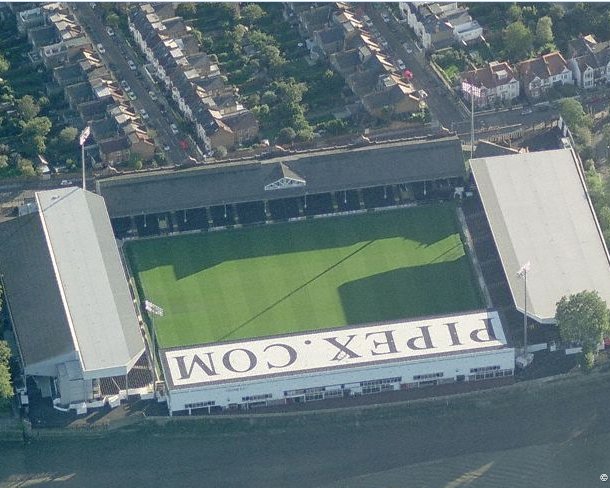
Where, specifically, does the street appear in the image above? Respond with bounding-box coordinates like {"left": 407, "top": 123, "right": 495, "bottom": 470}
{"left": 71, "top": 4, "right": 194, "bottom": 166}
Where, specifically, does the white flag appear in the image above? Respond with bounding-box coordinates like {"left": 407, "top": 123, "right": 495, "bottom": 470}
{"left": 79, "top": 126, "right": 91, "bottom": 146}
{"left": 461, "top": 81, "right": 481, "bottom": 98}
{"left": 517, "top": 261, "right": 531, "bottom": 277}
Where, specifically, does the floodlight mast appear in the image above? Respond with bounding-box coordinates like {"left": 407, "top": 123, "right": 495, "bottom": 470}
{"left": 517, "top": 261, "right": 531, "bottom": 355}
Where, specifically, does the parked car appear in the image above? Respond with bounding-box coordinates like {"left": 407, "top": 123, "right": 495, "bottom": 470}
{"left": 127, "top": 60, "right": 137, "bottom": 71}
{"left": 106, "top": 26, "right": 114, "bottom": 36}
{"left": 170, "top": 123, "right": 179, "bottom": 134}
{"left": 521, "top": 107, "right": 533, "bottom": 115}
{"left": 397, "top": 59, "right": 406, "bottom": 71}
{"left": 139, "top": 108, "right": 149, "bottom": 120}
{"left": 163, "top": 145, "right": 170, "bottom": 151}
{"left": 381, "top": 12, "right": 390, "bottom": 22}
{"left": 148, "top": 91, "right": 158, "bottom": 101}
{"left": 406, "top": 47, "right": 413, "bottom": 54}
{"left": 128, "top": 92, "right": 137, "bottom": 101}
{"left": 96, "top": 43, "right": 105, "bottom": 54}
{"left": 60, "top": 179, "right": 73, "bottom": 186}
{"left": 120, "top": 80, "right": 129, "bottom": 89}
{"left": 362, "top": 15, "right": 373, "bottom": 28}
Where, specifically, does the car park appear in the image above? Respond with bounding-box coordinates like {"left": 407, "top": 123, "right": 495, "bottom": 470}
{"left": 96, "top": 43, "right": 105, "bottom": 54}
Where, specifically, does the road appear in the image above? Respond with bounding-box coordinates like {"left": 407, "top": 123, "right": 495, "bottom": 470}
{"left": 365, "top": 6, "right": 562, "bottom": 139}
{"left": 364, "top": 6, "right": 466, "bottom": 129}
{"left": 70, "top": 4, "right": 194, "bottom": 166}
{"left": 1, "top": 370, "right": 609, "bottom": 487}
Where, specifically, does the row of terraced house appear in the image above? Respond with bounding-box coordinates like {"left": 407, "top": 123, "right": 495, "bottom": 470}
{"left": 128, "top": 3, "right": 259, "bottom": 153}
{"left": 288, "top": 2, "right": 424, "bottom": 119}
{"left": 461, "top": 34, "right": 610, "bottom": 109}
{"left": 12, "top": 2, "right": 156, "bottom": 167}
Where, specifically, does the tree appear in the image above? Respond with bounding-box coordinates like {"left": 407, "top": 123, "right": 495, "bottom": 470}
{"left": 503, "top": 21, "right": 533, "bottom": 61}
{"left": 17, "top": 158, "right": 35, "bottom": 177}
{"left": 128, "top": 153, "right": 143, "bottom": 170}
{"left": 106, "top": 12, "right": 120, "bottom": 27}
{"left": 215, "top": 145, "right": 227, "bottom": 158}
{"left": 573, "top": 125, "right": 592, "bottom": 147}
{"left": 241, "top": 4, "right": 265, "bottom": 26}
{"left": 58, "top": 126, "right": 78, "bottom": 146}
{"left": 278, "top": 127, "right": 296, "bottom": 143}
{"left": 558, "top": 98, "right": 586, "bottom": 128}
{"left": 507, "top": 4, "right": 522, "bottom": 22}
{"left": 16, "top": 95, "right": 40, "bottom": 122}
{"left": 535, "top": 16, "right": 554, "bottom": 47}
{"left": 176, "top": 3, "right": 197, "bottom": 18}
{"left": 0, "top": 54, "right": 9, "bottom": 74}
{"left": 556, "top": 290, "right": 610, "bottom": 355}
{"left": 0, "top": 340, "right": 11, "bottom": 408}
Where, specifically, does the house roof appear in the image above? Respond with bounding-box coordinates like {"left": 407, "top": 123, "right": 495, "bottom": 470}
{"left": 316, "top": 25, "right": 344, "bottom": 45}
{"left": 460, "top": 61, "right": 517, "bottom": 90}
{"left": 517, "top": 51, "right": 569, "bottom": 82}
{"left": 472, "top": 149, "right": 610, "bottom": 323}
{"left": 223, "top": 110, "right": 259, "bottom": 133}
{"left": 99, "top": 136, "right": 130, "bottom": 154}
{"left": 97, "top": 136, "right": 465, "bottom": 218}
{"left": 0, "top": 188, "right": 144, "bottom": 376}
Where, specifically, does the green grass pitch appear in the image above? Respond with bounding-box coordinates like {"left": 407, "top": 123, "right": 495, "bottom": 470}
{"left": 126, "top": 204, "right": 483, "bottom": 348}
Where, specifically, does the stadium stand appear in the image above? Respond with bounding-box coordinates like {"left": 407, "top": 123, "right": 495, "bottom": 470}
{"left": 235, "top": 201, "right": 267, "bottom": 225}
{"left": 0, "top": 188, "right": 147, "bottom": 413}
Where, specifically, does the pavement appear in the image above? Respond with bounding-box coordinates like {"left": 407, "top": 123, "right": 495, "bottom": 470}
{"left": 70, "top": 4, "right": 194, "bottom": 166}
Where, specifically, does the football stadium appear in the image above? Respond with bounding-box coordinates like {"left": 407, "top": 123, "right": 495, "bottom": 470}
{"left": 0, "top": 136, "right": 539, "bottom": 415}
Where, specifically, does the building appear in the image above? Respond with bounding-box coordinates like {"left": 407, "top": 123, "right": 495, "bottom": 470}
{"left": 400, "top": 2, "right": 482, "bottom": 52}
{"left": 567, "top": 34, "right": 610, "bottom": 89}
{"left": 517, "top": 52, "right": 573, "bottom": 100}
{"left": 162, "top": 310, "right": 514, "bottom": 414}
{"left": 0, "top": 188, "right": 148, "bottom": 413}
{"left": 470, "top": 149, "right": 610, "bottom": 323}
{"left": 460, "top": 61, "right": 520, "bottom": 109}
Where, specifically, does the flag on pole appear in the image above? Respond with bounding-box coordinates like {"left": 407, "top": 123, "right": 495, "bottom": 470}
{"left": 79, "top": 126, "right": 91, "bottom": 146}
{"left": 461, "top": 81, "right": 482, "bottom": 98}
{"left": 517, "top": 261, "right": 531, "bottom": 277}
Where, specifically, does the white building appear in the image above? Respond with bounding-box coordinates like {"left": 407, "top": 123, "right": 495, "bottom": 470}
{"left": 161, "top": 310, "right": 514, "bottom": 414}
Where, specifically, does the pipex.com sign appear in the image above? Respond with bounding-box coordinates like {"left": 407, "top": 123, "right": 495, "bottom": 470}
{"left": 162, "top": 310, "right": 508, "bottom": 388}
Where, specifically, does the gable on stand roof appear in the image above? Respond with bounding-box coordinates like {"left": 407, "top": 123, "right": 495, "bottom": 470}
{"left": 264, "top": 162, "right": 306, "bottom": 191}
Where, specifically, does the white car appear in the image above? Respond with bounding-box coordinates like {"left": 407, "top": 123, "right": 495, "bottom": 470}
{"left": 128, "top": 92, "right": 137, "bottom": 101}
{"left": 406, "top": 48, "right": 413, "bottom": 54}
{"left": 60, "top": 179, "right": 73, "bottom": 186}
{"left": 96, "top": 43, "right": 105, "bottom": 54}
{"left": 170, "top": 123, "right": 179, "bottom": 134}
{"left": 106, "top": 26, "right": 114, "bottom": 36}
{"left": 163, "top": 144, "right": 170, "bottom": 151}
{"left": 139, "top": 108, "right": 149, "bottom": 120}
{"left": 120, "top": 79, "right": 129, "bottom": 89}
{"left": 381, "top": 12, "right": 390, "bottom": 22}
{"left": 128, "top": 60, "right": 137, "bottom": 71}
{"left": 362, "top": 15, "right": 373, "bottom": 28}
{"left": 397, "top": 59, "right": 406, "bottom": 71}
{"left": 148, "top": 91, "right": 158, "bottom": 101}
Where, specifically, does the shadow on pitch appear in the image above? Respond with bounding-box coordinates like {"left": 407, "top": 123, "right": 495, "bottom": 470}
{"left": 338, "top": 257, "right": 482, "bottom": 326}
{"left": 126, "top": 204, "right": 461, "bottom": 281}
